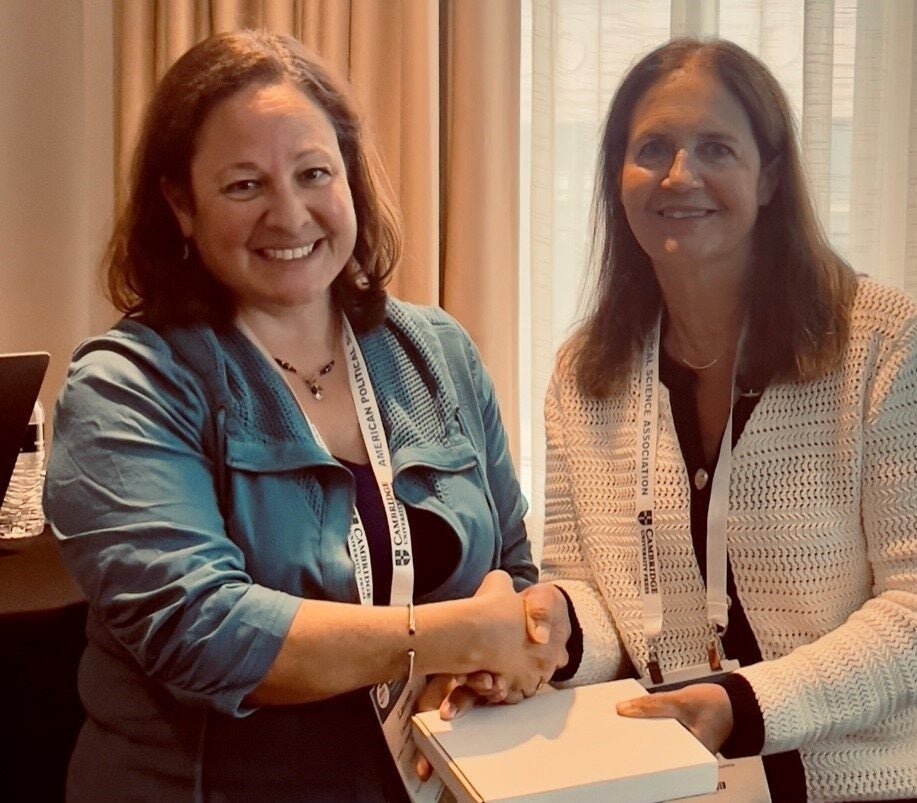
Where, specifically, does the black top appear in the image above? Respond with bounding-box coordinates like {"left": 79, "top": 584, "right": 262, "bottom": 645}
{"left": 340, "top": 458, "right": 461, "bottom": 604}
{"left": 659, "top": 353, "right": 807, "bottom": 801}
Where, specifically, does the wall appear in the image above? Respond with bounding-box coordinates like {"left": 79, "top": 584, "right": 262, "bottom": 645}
{"left": 0, "top": 0, "right": 115, "bottom": 421}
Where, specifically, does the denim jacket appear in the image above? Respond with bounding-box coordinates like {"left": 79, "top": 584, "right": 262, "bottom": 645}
{"left": 45, "top": 299, "right": 533, "bottom": 801}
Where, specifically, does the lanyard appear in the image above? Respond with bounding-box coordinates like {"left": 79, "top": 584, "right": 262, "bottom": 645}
{"left": 636, "top": 317, "right": 735, "bottom": 683}
{"left": 340, "top": 316, "right": 413, "bottom": 607}
{"left": 237, "top": 316, "right": 414, "bottom": 608}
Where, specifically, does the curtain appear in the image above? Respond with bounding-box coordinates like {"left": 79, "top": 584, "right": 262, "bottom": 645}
{"left": 441, "top": 0, "right": 521, "bottom": 458}
{"left": 0, "top": 0, "right": 115, "bottom": 421}
{"left": 115, "top": 0, "right": 522, "bottom": 460}
{"left": 523, "top": 0, "right": 917, "bottom": 554}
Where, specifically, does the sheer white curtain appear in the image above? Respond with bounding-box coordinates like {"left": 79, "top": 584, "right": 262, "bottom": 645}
{"left": 521, "top": 0, "right": 917, "bottom": 558}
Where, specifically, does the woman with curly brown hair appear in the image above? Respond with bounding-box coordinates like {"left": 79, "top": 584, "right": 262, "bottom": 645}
{"left": 45, "top": 31, "right": 562, "bottom": 802}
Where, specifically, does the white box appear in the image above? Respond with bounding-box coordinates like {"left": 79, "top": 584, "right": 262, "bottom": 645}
{"left": 412, "top": 678, "right": 718, "bottom": 803}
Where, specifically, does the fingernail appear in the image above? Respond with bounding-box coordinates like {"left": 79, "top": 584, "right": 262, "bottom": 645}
{"left": 533, "top": 623, "right": 550, "bottom": 644}
{"left": 480, "top": 675, "right": 493, "bottom": 690}
{"left": 616, "top": 700, "right": 634, "bottom": 715}
{"left": 442, "top": 701, "right": 457, "bottom": 719}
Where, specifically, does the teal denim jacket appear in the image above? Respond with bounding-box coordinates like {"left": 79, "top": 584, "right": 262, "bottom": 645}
{"left": 45, "top": 299, "right": 532, "bottom": 800}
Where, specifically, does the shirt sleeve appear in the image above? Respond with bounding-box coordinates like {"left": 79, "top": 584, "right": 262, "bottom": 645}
{"left": 540, "top": 357, "right": 630, "bottom": 685}
{"left": 550, "top": 585, "right": 584, "bottom": 682}
{"left": 736, "top": 312, "right": 917, "bottom": 754}
{"left": 44, "top": 338, "right": 302, "bottom": 718}
{"left": 716, "top": 672, "right": 765, "bottom": 757}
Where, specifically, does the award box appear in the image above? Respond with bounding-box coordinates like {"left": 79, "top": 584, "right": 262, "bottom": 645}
{"left": 412, "top": 678, "right": 718, "bottom": 803}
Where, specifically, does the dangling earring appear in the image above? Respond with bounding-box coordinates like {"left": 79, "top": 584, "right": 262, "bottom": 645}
{"left": 181, "top": 239, "right": 191, "bottom": 261}
{"left": 349, "top": 260, "right": 370, "bottom": 290}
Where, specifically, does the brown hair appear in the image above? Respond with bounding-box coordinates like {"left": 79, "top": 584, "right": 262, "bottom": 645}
{"left": 574, "top": 38, "right": 857, "bottom": 397}
{"left": 107, "top": 30, "right": 401, "bottom": 332}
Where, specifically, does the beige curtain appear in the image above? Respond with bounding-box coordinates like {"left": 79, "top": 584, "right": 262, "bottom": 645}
{"left": 441, "top": 0, "right": 521, "bottom": 461}
{"left": 116, "top": 0, "right": 521, "bottom": 461}
{"left": 0, "top": 0, "right": 115, "bottom": 422}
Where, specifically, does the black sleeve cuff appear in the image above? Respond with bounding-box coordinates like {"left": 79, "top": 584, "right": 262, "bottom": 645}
{"left": 550, "top": 585, "right": 583, "bottom": 683}
{"left": 715, "top": 672, "right": 764, "bottom": 757}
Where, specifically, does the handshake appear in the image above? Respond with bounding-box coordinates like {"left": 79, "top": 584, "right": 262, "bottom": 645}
{"left": 413, "top": 571, "right": 573, "bottom": 780}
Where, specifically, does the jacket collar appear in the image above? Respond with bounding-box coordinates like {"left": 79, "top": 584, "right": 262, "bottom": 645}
{"left": 158, "top": 299, "right": 472, "bottom": 474}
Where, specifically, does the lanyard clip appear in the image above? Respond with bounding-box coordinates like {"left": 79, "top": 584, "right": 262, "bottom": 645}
{"left": 707, "top": 626, "right": 724, "bottom": 672}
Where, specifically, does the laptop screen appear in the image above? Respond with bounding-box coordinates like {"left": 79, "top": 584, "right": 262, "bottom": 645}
{"left": 0, "top": 352, "right": 50, "bottom": 506}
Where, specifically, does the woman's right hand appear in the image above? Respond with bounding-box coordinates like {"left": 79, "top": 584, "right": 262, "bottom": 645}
{"left": 421, "top": 578, "right": 574, "bottom": 727}
{"left": 521, "top": 582, "right": 571, "bottom": 673}
{"left": 496, "top": 581, "right": 572, "bottom": 703}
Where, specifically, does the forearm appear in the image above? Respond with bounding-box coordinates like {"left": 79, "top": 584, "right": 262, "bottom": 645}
{"left": 737, "top": 313, "right": 917, "bottom": 753}
{"left": 249, "top": 594, "right": 513, "bottom": 705}
{"left": 737, "top": 592, "right": 917, "bottom": 753}
{"left": 540, "top": 368, "right": 629, "bottom": 684}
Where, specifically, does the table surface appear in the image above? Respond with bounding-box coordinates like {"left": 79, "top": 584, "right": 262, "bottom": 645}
{"left": 0, "top": 526, "right": 84, "bottom": 617}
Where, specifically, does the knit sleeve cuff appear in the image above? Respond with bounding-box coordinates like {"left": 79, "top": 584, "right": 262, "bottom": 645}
{"left": 550, "top": 585, "right": 583, "bottom": 683}
{"left": 715, "top": 672, "right": 764, "bottom": 757}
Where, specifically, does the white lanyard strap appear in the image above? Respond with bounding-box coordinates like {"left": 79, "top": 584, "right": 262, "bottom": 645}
{"left": 237, "top": 316, "right": 414, "bottom": 609}
{"left": 706, "top": 409, "right": 733, "bottom": 634}
{"left": 636, "top": 321, "right": 664, "bottom": 681}
{"left": 636, "top": 317, "right": 736, "bottom": 681}
{"left": 341, "top": 317, "right": 414, "bottom": 608}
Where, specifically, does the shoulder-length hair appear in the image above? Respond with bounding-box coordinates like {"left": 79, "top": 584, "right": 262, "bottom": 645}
{"left": 107, "top": 30, "right": 401, "bottom": 332}
{"left": 574, "top": 38, "right": 857, "bottom": 397}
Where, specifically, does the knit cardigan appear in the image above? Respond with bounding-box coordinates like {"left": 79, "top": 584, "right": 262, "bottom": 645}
{"left": 541, "top": 278, "right": 917, "bottom": 802}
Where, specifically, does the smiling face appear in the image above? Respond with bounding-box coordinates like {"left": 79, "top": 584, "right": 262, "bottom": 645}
{"left": 620, "top": 65, "right": 776, "bottom": 282}
{"left": 164, "top": 80, "right": 358, "bottom": 317}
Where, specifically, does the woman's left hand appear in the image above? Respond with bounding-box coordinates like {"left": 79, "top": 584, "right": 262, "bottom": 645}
{"left": 413, "top": 672, "right": 506, "bottom": 780}
{"left": 616, "top": 683, "right": 734, "bottom": 754}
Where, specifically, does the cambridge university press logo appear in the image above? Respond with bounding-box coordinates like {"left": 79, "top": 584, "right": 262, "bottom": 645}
{"left": 394, "top": 548, "right": 411, "bottom": 567}
{"left": 637, "top": 510, "right": 653, "bottom": 526}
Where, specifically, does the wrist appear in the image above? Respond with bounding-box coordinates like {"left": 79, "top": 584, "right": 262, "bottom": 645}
{"left": 550, "top": 583, "right": 573, "bottom": 646}
{"left": 413, "top": 596, "right": 488, "bottom": 677}
{"left": 713, "top": 673, "right": 761, "bottom": 757}
{"left": 551, "top": 584, "right": 583, "bottom": 682}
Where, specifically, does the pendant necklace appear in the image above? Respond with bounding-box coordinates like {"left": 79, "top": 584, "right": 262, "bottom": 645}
{"left": 274, "top": 357, "right": 335, "bottom": 400}
{"left": 680, "top": 353, "right": 719, "bottom": 371}
{"left": 665, "top": 325, "right": 723, "bottom": 371}
{"left": 672, "top": 336, "right": 726, "bottom": 371}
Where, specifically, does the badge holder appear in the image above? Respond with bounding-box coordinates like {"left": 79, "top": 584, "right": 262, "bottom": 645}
{"left": 248, "top": 317, "right": 448, "bottom": 803}
{"left": 634, "top": 322, "right": 771, "bottom": 802}
{"left": 372, "top": 673, "right": 449, "bottom": 803}
{"left": 639, "top": 630, "right": 740, "bottom": 693}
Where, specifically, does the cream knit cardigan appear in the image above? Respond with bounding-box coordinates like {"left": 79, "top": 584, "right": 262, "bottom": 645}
{"left": 542, "top": 279, "right": 917, "bottom": 802}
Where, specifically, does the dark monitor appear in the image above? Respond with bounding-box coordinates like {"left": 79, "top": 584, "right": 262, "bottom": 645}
{"left": 0, "top": 352, "right": 50, "bottom": 506}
